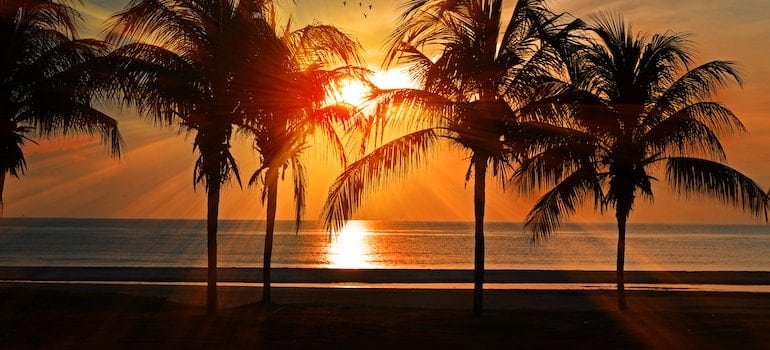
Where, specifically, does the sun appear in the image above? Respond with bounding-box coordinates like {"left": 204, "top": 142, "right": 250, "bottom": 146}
{"left": 329, "top": 78, "right": 371, "bottom": 107}
{"left": 326, "top": 69, "right": 417, "bottom": 108}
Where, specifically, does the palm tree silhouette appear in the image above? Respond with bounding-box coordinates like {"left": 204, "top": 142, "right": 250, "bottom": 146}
{"left": 518, "top": 14, "right": 769, "bottom": 310}
{"left": 0, "top": 0, "right": 122, "bottom": 210}
{"left": 99, "top": 0, "right": 286, "bottom": 314}
{"left": 241, "top": 6, "right": 365, "bottom": 304}
{"left": 322, "top": 0, "right": 580, "bottom": 316}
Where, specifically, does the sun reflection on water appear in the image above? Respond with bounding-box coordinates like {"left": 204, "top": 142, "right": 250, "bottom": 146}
{"left": 327, "top": 220, "right": 375, "bottom": 269}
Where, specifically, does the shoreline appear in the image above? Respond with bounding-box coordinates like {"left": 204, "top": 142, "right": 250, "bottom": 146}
{"left": 3, "top": 281, "right": 770, "bottom": 312}
{"left": 1, "top": 266, "right": 769, "bottom": 285}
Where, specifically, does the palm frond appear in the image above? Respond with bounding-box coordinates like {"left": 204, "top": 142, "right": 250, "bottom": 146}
{"left": 641, "top": 110, "right": 728, "bottom": 162}
{"left": 636, "top": 31, "right": 692, "bottom": 92}
{"left": 0, "top": 125, "right": 32, "bottom": 178}
{"left": 309, "top": 105, "right": 352, "bottom": 166}
{"left": 10, "top": 0, "right": 83, "bottom": 37}
{"left": 666, "top": 157, "right": 769, "bottom": 220}
{"left": 365, "top": 87, "right": 454, "bottom": 146}
{"left": 30, "top": 100, "right": 124, "bottom": 157}
{"left": 385, "top": 42, "right": 435, "bottom": 89}
{"left": 524, "top": 167, "right": 603, "bottom": 239}
{"left": 584, "top": 12, "right": 649, "bottom": 103}
{"left": 103, "top": 0, "right": 203, "bottom": 50}
{"left": 648, "top": 101, "right": 745, "bottom": 135}
{"left": 652, "top": 60, "right": 742, "bottom": 115}
{"left": 95, "top": 43, "right": 201, "bottom": 125}
{"left": 642, "top": 99, "right": 748, "bottom": 162}
{"left": 283, "top": 23, "right": 365, "bottom": 68}
{"left": 290, "top": 156, "right": 306, "bottom": 232}
{"left": 512, "top": 122, "right": 600, "bottom": 193}
{"left": 2, "top": 1, "right": 122, "bottom": 166}
{"left": 322, "top": 128, "right": 439, "bottom": 232}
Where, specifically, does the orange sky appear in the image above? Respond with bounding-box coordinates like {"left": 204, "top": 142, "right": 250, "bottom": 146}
{"left": 5, "top": 0, "right": 770, "bottom": 224}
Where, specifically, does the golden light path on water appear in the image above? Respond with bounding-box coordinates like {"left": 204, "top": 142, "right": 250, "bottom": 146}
{"left": 327, "top": 220, "right": 376, "bottom": 269}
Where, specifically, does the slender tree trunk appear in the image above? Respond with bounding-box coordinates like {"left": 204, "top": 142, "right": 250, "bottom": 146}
{"left": 262, "top": 172, "right": 278, "bottom": 304}
{"left": 472, "top": 154, "right": 487, "bottom": 317}
{"left": 616, "top": 211, "right": 628, "bottom": 311}
{"left": 206, "top": 180, "right": 221, "bottom": 315}
{"left": 0, "top": 170, "right": 6, "bottom": 211}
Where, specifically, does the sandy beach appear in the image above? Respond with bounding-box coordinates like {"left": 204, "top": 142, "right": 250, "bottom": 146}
{"left": 1, "top": 282, "right": 769, "bottom": 349}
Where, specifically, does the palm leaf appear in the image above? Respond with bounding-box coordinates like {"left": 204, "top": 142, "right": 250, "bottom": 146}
{"left": 666, "top": 157, "right": 769, "bottom": 220}
{"left": 512, "top": 123, "right": 600, "bottom": 193}
{"left": 283, "top": 23, "right": 365, "bottom": 69}
{"left": 524, "top": 166, "right": 603, "bottom": 239}
{"left": 640, "top": 110, "right": 728, "bottom": 162}
{"left": 104, "top": 0, "right": 203, "bottom": 50}
{"left": 309, "top": 105, "right": 352, "bottom": 167}
{"left": 290, "top": 156, "right": 306, "bottom": 232}
{"left": 636, "top": 31, "right": 692, "bottom": 91}
{"left": 364, "top": 87, "right": 455, "bottom": 147}
{"left": 651, "top": 60, "right": 742, "bottom": 116}
{"left": 322, "top": 128, "right": 439, "bottom": 232}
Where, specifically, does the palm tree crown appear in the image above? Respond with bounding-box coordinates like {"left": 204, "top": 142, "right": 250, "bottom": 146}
{"left": 322, "top": 0, "right": 580, "bottom": 316}
{"left": 519, "top": 14, "right": 769, "bottom": 309}
{"left": 0, "top": 0, "right": 122, "bottom": 208}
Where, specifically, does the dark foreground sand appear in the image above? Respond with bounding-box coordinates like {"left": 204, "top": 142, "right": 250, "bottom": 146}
{"left": 1, "top": 283, "right": 769, "bottom": 349}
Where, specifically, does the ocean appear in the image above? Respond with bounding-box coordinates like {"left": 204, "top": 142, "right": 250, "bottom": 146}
{"left": 0, "top": 218, "right": 768, "bottom": 272}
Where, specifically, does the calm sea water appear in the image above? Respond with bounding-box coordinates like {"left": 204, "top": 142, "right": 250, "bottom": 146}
{"left": 0, "top": 218, "right": 768, "bottom": 271}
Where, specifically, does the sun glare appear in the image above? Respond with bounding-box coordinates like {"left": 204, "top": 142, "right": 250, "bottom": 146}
{"left": 372, "top": 69, "right": 417, "bottom": 89}
{"left": 329, "top": 78, "right": 371, "bottom": 107}
{"left": 326, "top": 69, "right": 417, "bottom": 108}
{"left": 327, "top": 220, "right": 375, "bottom": 269}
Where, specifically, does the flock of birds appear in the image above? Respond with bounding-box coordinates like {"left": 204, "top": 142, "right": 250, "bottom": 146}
{"left": 341, "top": 1, "right": 373, "bottom": 18}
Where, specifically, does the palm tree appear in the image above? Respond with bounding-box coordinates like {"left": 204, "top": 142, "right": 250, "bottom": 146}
{"left": 322, "top": 0, "right": 580, "bottom": 316}
{"left": 241, "top": 6, "right": 365, "bottom": 304}
{"left": 517, "top": 14, "right": 769, "bottom": 310}
{"left": 0, "top": 0, "right": 122, "bottom": 209}
{"left": 99, "top": 0, "right": 283, "bottom": 314}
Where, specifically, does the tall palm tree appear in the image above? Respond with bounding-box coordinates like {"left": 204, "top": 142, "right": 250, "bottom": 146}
{"left": 99, "top": 0, "right": 283, "bottom": 314}
{"left": 0, "top": 0, "right": 122, "bottom": 209}
{"left": 517, "top": 14, "right": 769, "bottom": 310}
{"left": 322, "top": 0, "right": 580, "bottom": 316}
{"left": 241, "top": 6, "right": 365, "bottom": 304}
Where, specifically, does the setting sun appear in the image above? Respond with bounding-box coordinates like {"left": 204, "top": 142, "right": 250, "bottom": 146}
{"left": 339, "top": 79, "right": 370, "bottom": 106}
{"left": 327, "top": 78, "right": 371, "bottom": 107}
{"left": 326, "top": 69, "right": 417, "bottom": 108}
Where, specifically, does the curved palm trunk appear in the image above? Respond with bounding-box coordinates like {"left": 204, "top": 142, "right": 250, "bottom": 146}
{"left": 262, "top": 171, "right": 279, "bottom": 304}
{"left": 207, "top": 181, "right": 221, "bottom": 315}
{"left": 472, "top": 154, "right": 487, "bottom": 317}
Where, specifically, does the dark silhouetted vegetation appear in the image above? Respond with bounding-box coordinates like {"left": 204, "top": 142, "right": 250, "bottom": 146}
{"left": 0, "top": 0, "right": 122, "bottom": 209}
{"left": 516, "top": 13, "right": 769, "bottom": 310}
